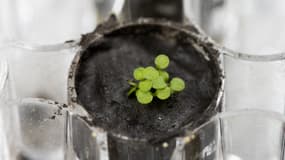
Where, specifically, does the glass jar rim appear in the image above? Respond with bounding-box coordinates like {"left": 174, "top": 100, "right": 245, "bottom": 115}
{"left": 5, "top": 40, "right": 79, "bottom": 52}
{"left": 221, "top": 46, "right": 285, "bottom": 62}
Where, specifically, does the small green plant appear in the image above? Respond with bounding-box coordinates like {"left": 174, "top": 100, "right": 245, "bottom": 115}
{"left": 128, "top": 54, "right": 185, "bottom": 104}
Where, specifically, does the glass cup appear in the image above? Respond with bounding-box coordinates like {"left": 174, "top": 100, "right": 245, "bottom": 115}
{"left": 176, "top": 109, "right": 285, "bottom": 160}
{"left": 0, "top": 0, "right": 125, "bottom": 103}
{"left": 222, "top": 52, "right": 285, "bottom": 113}
{"left": 69, "top": 112, "right": 179, "bottom": 160}
{"left": 1, "top": 98, "right": 70, "bottom": 160}
{"left": 184, "top": 0, "right": 285, "bottom": 113}
{"left": 69, "top": 109, "right": 285, "bottom": 160}
{"left": 66, "top": 19, "right": 224, "bottom": 160}
{"left": 0, "top": 42, "right": 79, "bottom": 103}
{"left": 186, "top": 0, "right": 285, "bottom": 54}
{"left": 0, "top": 0, "right": 116, "bottom": 45}
{"left": 0, "top": 0, "right": 126, "bottom": 45}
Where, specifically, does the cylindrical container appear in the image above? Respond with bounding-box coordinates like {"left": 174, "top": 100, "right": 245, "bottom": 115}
{"left": 223, "top": 52, "right": 285, "bottom": 113}
{"left": 0, "top": 0, "right": 124, "bottom": 103}
{"left": 1, "top": 98, "right": 70, "bottom": 160}
{"left": 175, "top": 109, "right": 285, "bottom": 160}
{"left": 186, "top": 0, "right": 285, "bottom": 54}
{"left": 185, "top": 0, "right": 285, "bottom": 113}
{"left": 0, "top": 42, "right": 79, "bottom": 103}
{"left": 0, "top": 0, "right": 99, "bottom": 45}
{"left": 67, "top": 17, "right": 224, "bottom": 160}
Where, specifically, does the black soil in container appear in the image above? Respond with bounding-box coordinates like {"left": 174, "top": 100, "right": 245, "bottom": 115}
{"left": 74, "top": 23, "right": 222, "bottom": 144}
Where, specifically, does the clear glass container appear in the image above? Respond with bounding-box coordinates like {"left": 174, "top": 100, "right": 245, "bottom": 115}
{"left": 1, "top": 98, "right": 70, "bottom": 160}
{"left": 0, "top": 0, "right": 124, "bottom": 103}
{"left": 0, "top": 43, "right": 79, "bottom": 103}
{"left": 185, "top": 0, "right": 285, "bottom": 113}
{"left": 186, "top": 0, "right": 285, "bottom": 55}
{"left": 67, "top": 18, "right": 224, "bottom": 160}
{"left": 69, "top": 112, "right": 179, "bottom": 160}
{"left": 0, "top": 0, "right": 103, "bottom": 45}
{"left": 177, "top": 109, "right": 285, "bottom": 160}
{"left": 69, "top": 109, "right": 285, "bottom": 160}
{"left": 223, "top": 52, "right": 285, "bottom": 113}
{"left": 0, "top": 0, "right": 126, "bottom": 45}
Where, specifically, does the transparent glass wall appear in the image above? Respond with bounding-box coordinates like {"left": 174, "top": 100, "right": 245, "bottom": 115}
{"left": 185, "top": 0, "right": 285, "bottom": 113}
{"left": 0, "top": 43, "right": 78, "bottom": 103}
{"left": 175, "top": 110, "right": 285, "bottom": 160}
{"left": 68, "top": 109, "right": 285, "bottom": 160}
{"left": 1, "top": 0, "right": 96, "bottom": 45}
{"left": 0, "top": 0, "right": 122, "bottom": 103}
{"left": 186, "top": 0, "right": 285, "bottom": 54}
{"left": 223, "top": 53, "right": 285, "bottom": 113}
{"left": 1, "top": 98, "right": 69, "bottom": 160}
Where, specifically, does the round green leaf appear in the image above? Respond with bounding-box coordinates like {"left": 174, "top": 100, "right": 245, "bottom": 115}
{"left": 138, "top": 80, "right": 152, "bottom": 92}
{"left": 159, "top": 70, "right": 169, "bottom": 82}
{"left": 156, "top": 87, "right": 171, "bottom": 100}
{"left": 143, "top": 66, "right": 159, "bottom": 80}
{"left": 170, "top": 77, "right": 185, "bottom": 92}
{"left": 133, "top": 67, "right": 145, "bottom": 80}
{"left": 152, "top": 76, "right": 167, "bottom": 89}
{"left": 136, "top": 90, "right": 153, "bottom": 104}
{"left": 155, "top": 54, "right": 169, "bottom": 69}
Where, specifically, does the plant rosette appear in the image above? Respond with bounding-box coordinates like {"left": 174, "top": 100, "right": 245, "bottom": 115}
{"left": 128, "top": 54, "right": 185, "bottom": 104}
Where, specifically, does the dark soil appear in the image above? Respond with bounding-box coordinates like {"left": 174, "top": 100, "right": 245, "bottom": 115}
{"left": 75, "top": 24, "right": 221, "bottom": 143}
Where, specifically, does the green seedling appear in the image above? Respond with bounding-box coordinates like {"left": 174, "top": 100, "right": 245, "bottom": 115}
{"left": 128, "top": 54, "right": 186, "bottom": 104}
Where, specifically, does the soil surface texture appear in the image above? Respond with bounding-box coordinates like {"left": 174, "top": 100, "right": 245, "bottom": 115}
{"left": 75, "top": 25, "right": 221, "bottom": 142}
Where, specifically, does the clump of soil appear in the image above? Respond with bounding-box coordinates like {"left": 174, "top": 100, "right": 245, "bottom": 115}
{"left": 75, "top": 24, "right": 221, "bottom": 142}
